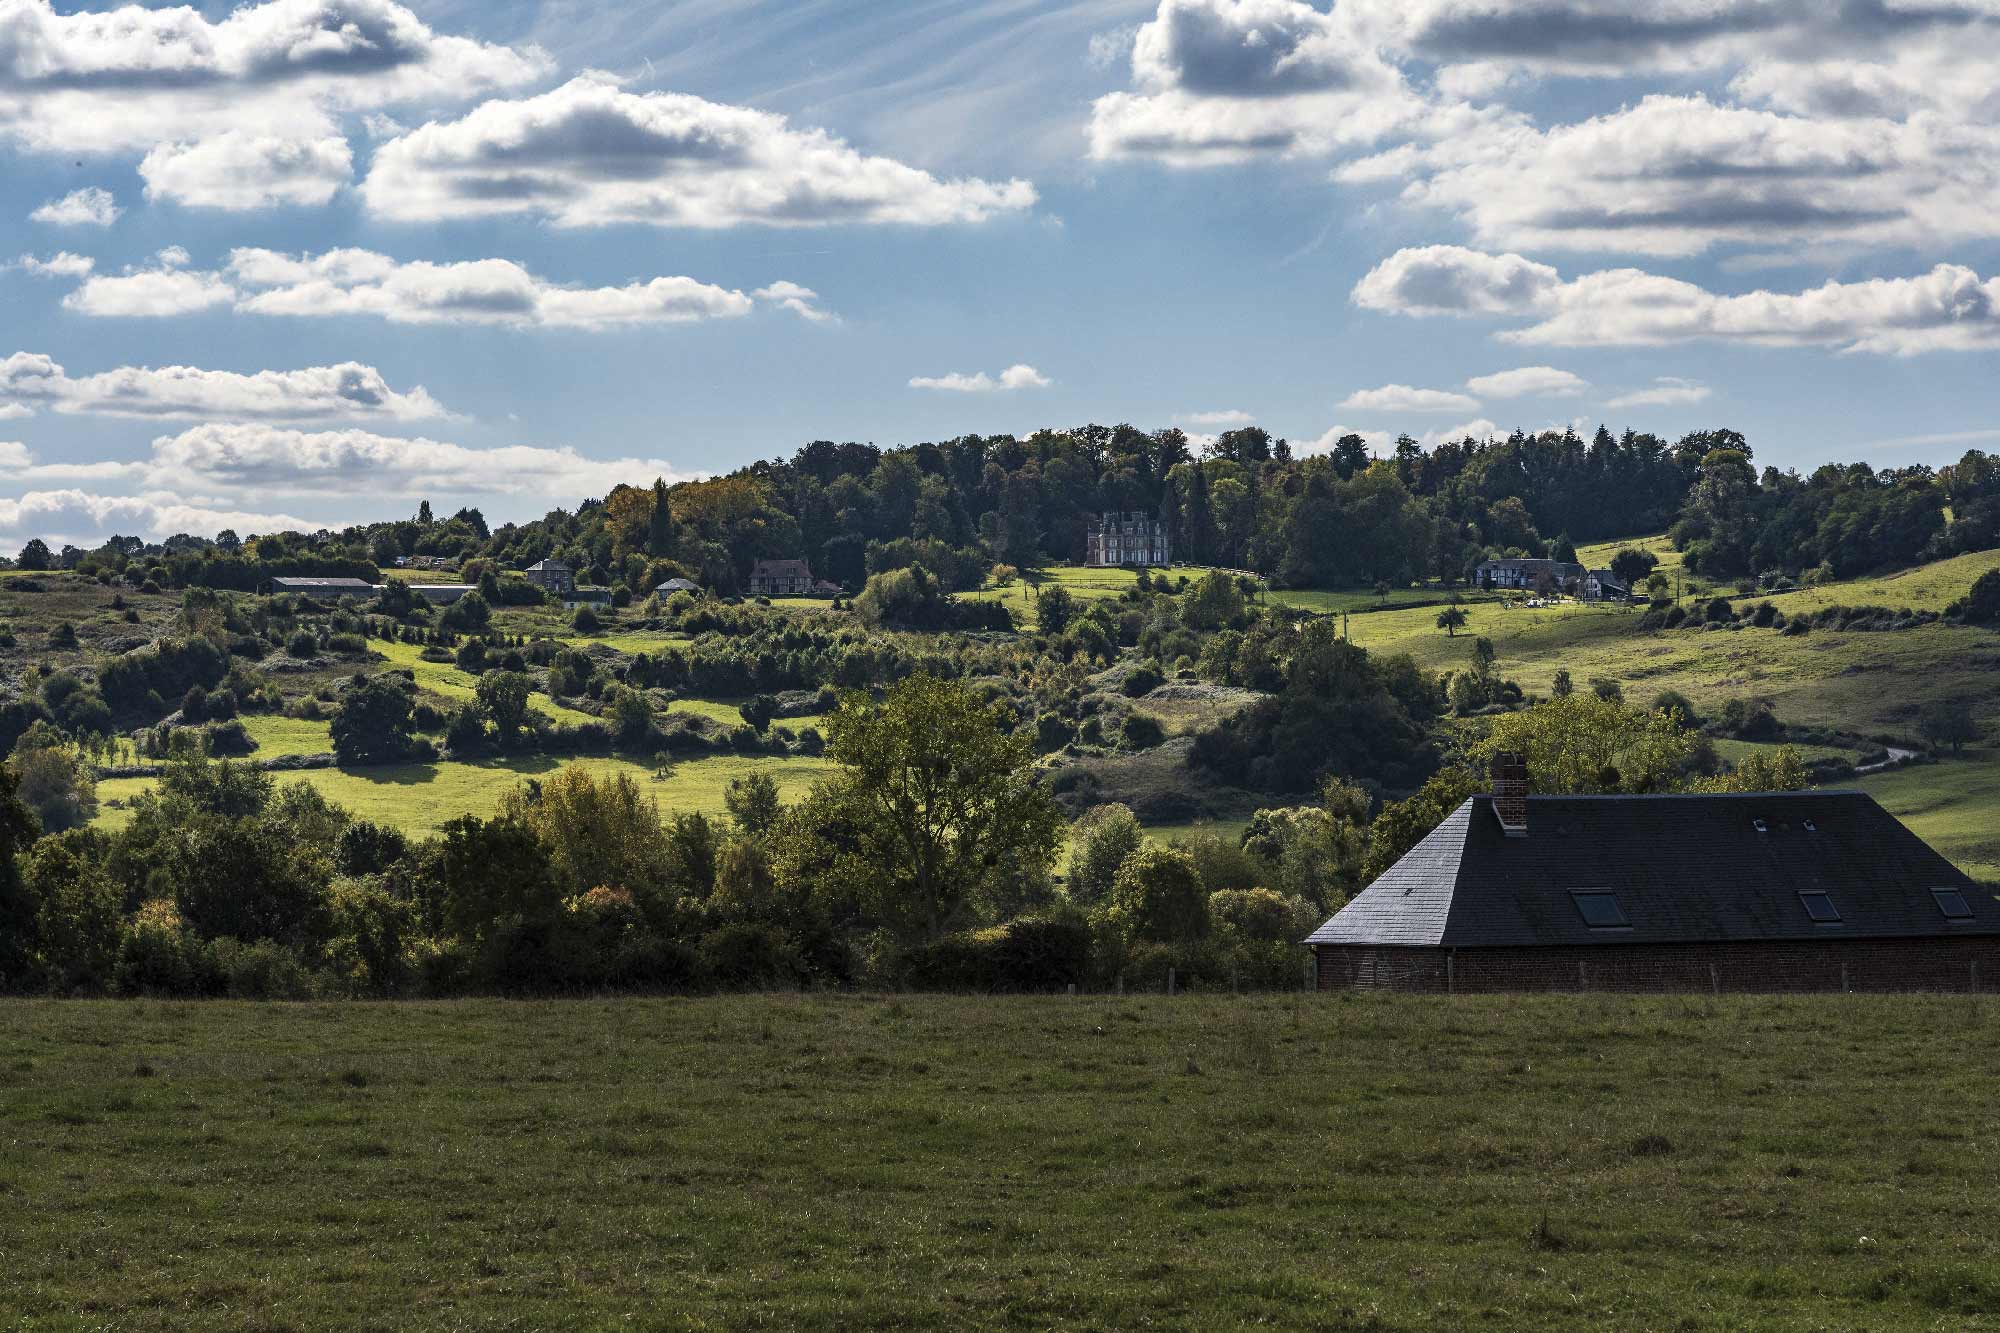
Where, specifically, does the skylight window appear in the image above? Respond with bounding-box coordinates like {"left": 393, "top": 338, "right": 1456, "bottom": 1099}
{"left": 1571, "top": 891, "right": 1630, "bottom": 929}
{"left": 1799, "top": 892, "right": 1842, "bottom": 923}
{"left": 1932, "top": 888, "right": 1974, "bottom": 921}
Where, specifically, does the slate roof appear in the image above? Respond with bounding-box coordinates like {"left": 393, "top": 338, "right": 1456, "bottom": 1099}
{"left": 1307, "top": 791, "right": 1993, "bottom": 948}
{"left": 526, "top": 559, "right": 571, "bottom": 572}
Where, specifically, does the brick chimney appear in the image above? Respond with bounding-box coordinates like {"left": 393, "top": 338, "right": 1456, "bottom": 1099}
{"left": 1491, "top": 751, "right": 1529, "bottom": 837}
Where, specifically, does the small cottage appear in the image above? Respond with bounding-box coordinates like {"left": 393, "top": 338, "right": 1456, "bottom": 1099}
{"left": 747, "top": 558, "right": 817, "bottom": 596}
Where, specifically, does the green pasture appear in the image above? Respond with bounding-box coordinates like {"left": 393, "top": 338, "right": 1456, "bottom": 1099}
{"left": 95, "top": 751, "right": 833, "bottom": 837}
{"left": 1858, "top": 752, "right": 2000, "bottom": 881}
{"left": 370, "top": 639, "right": 599, "bottom": 726}
{"left": 5, "top": 993, "right": 1999, "bottom": 1330}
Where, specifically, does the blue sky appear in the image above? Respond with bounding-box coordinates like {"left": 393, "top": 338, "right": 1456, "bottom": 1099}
{"left": 3, "top": 0, "right": 1999, "bottom": 551}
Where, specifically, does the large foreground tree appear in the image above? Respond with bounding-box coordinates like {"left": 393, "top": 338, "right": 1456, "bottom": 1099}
{"left": 791, "top": 674, "right": 1064, "bottom": 943}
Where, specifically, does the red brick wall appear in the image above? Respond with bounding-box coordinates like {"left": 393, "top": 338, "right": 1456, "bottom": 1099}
{"left": 1315, "top": 938, "right": 2000, "bottom": 994}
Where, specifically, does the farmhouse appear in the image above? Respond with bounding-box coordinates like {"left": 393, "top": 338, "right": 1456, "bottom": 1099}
{"left": 1580, "top": 569, "right": 1632, "bottom": 602}
{"left": 523, "top": 559, "right": 575, "bottom": 595}
{"left": 1306, "top": 755, "right": 1998, "bottom": 994}
{"left": 656, "top": 577, "right": 702, "bottom": 596}
{"left": 1085, "top": 511, "right": 1170, "bottom": 567}
{"left": 1476, "top": 557, "right": 1584, "bottom": 592}
{"left": 747, "top": 558, "right": 817, "bottom": 596}
{"left": 267, "top": 577, "right": 378, "bottom": 599}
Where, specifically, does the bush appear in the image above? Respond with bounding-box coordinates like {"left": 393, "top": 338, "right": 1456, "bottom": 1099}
{"left": 698, "top": 923, "right": 805, "bottom": 989}
{"left": 572, "top": 605, "right": 601, "bottom": 633}
{"left": 1121, "top": 663, "right": 1164, "bottom": 698}
{"left": 1121, "top": 713, "right": 1165, "bottom": 750}
{"left": 897, "top": 916, "right": 1092, "bottom": 992}
{"left": 1035, "top": 711, "right": 1075, "bottom": 753}
{"left": 286, "top": 630, "right": 318, "bottom": 658}
{"left": 1965, "top": 569, "right": 2000, "bottom": 624}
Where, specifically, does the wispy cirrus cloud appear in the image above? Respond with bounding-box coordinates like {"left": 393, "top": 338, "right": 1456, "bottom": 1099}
{"left": 1607, "top": 377, "right": 1711, "bottom": 409}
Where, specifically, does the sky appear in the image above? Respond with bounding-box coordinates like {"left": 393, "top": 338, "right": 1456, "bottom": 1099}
{"left": 3, "top": 0, "right": 2000, "bottom": 553}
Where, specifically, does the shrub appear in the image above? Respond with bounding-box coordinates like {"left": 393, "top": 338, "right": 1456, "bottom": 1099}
{"left": 897, "top": 916, "right": 1091, "bottom": 992}
{"left": 1208, "top": 888, "right": 1311, "bottom": 943}
{"left": 1121, "top": 713, "right": 1165, "bottom": 750}
{"left": 286, "top": 630, "right": 318, "bottom": 658}
{"left": 1965, "top": 569, "right": 2000, "bottom": 624}
{"left": 1121, "top": 663, "right": 1164, "bottom": 697}
{"left": 572, "top": 605, "right": 601, "bottom": 633}
{"left": 698, "top": 923, "right": 805, "bottom": 989}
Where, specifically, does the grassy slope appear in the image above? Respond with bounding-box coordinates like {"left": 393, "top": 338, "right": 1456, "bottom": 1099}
{"left": 96, "top": 752, "right": 831, "bottom": 836}
{"left": 1345, "top": 546, "right": 2000, "bottom": 877}
{"left": 4, "top": 994, "right": 1998, "bottom": 1330}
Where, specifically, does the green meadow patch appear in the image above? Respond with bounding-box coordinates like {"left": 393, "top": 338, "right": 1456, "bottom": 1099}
{"left": 2, "top": 994, "right": 1997, "bottom": 1330}
{"left": 95, "top": 751, "right": 832, "bottom": 836}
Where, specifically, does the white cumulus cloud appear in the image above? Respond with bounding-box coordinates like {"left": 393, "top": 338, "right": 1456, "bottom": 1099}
{"left": 361, "top": 73, "right": 1037, "bottom": 228}
{"left": 29, "top": 187, "right": 120, "bottom": 226}
{"left": 9, "top": 251, "right": 94, "bottom": 278}
{"left": 0, "top": 352, "right": 450, "bottom": 420}
{"left": 145, "top": 423, "right": 696, "bottom": 498}
{"left": 1339, "top": 383, "right": 1480, "bottom": 413}
{"left": 909, "top": 363, "right": 1051, "bottom": 392}
{"left": 0, "top": 0, "right": 549, "bottom": 156}
{"left": 140, "top": 131, "right": 353, "bottom": 209}
{"left": 1088, "top": 0, "right": 1442, "bottom": 165}
{"left": 1353, "top": 246, "right": 2000, "bottom": 355}
{"left": 1464, "top": 365, "right": 1588, "bottom": 398}
{"left": 64, "top": 266, "right": 236, "bottom": 317}
{"left": 0, "top": 488, "right": 313, "bottom": 552}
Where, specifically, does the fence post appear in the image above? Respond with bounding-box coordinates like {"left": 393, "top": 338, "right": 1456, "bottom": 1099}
{"left": 1841, "top": 961, "right": 1851, "bottom": 994}
{"left": 1168, "top": 967, "right": 1176, "bottom": 997}
{"left": 1973, "top": 961, "right": 1981, "bottom": 993}
{"left": 1578, "top": 960, "right": 1588, "bottom": 991}
{"left": 1231, "top": 969, "right": 1238, "bottom": 995}
{"left": 1116, "top": 971, "right": 1124, "bottom": 997}
{"left": 1066, "top": 983, "right": 1076, "bottom": 998}
{"left": 1709, "top": 963, "right": 1720, "bottom": 996}
{"left": 1446, "top": 953, "right": 1454, "bottom": 994}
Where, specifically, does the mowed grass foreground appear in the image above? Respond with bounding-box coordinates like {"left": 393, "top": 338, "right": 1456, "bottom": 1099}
{"left": 4, "top": 996, "right": 1999, "bottom": 1330}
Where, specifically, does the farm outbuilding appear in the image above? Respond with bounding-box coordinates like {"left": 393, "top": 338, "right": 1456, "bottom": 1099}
{"left": 1306, "top": 755, "right": 1998, "bottom": 994}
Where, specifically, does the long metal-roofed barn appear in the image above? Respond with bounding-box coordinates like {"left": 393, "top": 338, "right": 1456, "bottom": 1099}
{"left": 1305, "top": 754, "right": 1997, "bottom": 993}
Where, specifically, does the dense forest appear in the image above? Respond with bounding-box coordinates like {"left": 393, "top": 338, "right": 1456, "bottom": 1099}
{"left": 19, "top": 425, "right": 2000, "bottom": 600}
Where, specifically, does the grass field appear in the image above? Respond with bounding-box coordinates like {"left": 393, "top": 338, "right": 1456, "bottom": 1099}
{"left": 371, "top": 639, "right": 599, "bottom": 726}
{"left": 95, "top": 751, "right": 832, "bottom": 836}
{"left": 238, "top": 713, "right": 335, "bottom": 758}
{"left": 1858, "top": 752, "right": 2000, "bottom": 881}
{"left": 4, "top": 993, "right": 1998, "bottom": 1329}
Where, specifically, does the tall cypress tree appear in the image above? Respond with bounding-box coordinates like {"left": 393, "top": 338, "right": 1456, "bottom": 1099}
{"left": 1185, "top": 462, "right": 1218, "bottom": 566}
{"left": 646, "top": 477, "right": 675, "bottom": 558}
